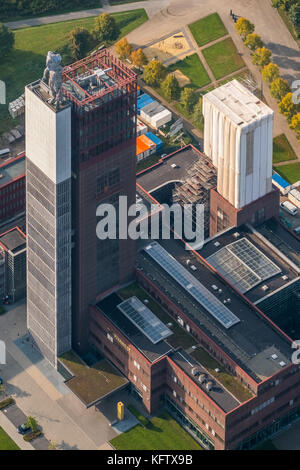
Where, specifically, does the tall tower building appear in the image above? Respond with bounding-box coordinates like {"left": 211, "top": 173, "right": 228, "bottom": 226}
{"left": 203, "top": 80, "right": 279, "bottom": 236}
{"left": 26, "top": 79, "right": 72, "bottom": 367}
{"left": 26, "top": 50, "right": 137, "bottom": 366}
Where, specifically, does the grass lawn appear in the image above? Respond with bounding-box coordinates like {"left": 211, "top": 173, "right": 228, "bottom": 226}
{"left": 60, "top": 350, "right": 127, "bottom": 405}
{"left": 118, "top": 282, "right": 196, "bottom": 350}
{"left": 189, "top": 13, "right": 228, "bottom": 47}
{"left": 0, "top": 427, "right": 19, "bottom": 450}
{"left": 202, "top": 37, "right": 245, "bottom": 80}
{"left": 0, "top": 8, "right": 148, "bottom": 134}
{"left": 167, "top": 53, "right": 211, "bottom": 89}
{"left": 273, "top": 134, "right": 297, "bottom": 164}
{"left": 276, "top": 162, "right": 300, "bottom": 184}
{"left": 1, "top": 3, "right": 102, "bottom": 22}
{"left": 110, "top": 410, "right": 202, "bottom": 450}
{"left": 191, "top": 347, "right": 253, "bottom": 403}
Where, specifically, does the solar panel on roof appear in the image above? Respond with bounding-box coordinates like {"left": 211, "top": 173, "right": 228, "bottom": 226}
{"left": 207, "top": 237, "right": 281, "bottom": 294}
{"left": 144, "top": 242, "right": 240, "bottom": 329}
{"left": 117, "top": 296, "right": 172, "bottom": 344}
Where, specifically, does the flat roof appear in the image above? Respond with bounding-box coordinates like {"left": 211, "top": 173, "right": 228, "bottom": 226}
{"left": 0, "top": 228, "right": 26, "bottom": 253}
{"left": 96, "top": 293, "right": 173, "bottom": 363}
{"left": 137, "top": 146, "right": 204, "bottom": 193}
{"left": 257, "top": 218, "right": 300, "bottom": 269}
{"left": 59, "top": 351, "right": 128, "bottom": 406}
{"left": 200, "top": 225, "right": 299, "bottom": 304}
{"left": 204, "top": 80, "right": 273, "bottom": 127}
{"left": 0, "top": 155, "right": 25, "bottom": 189}
{"left": 137, "top": 237, "right": 292, "bottom": 383}
{"left": 170, "top": 350, "right": 240, "bottom": 413}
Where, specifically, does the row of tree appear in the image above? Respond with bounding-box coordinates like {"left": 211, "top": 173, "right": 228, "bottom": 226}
{"left": 0, "top": 0, "right": 98, "bottom": 19}
{"left": 272, "top": 0, "right": 300, "bottom": 33}
{"left": 235, "top": 17, "right": 300, "bottom": 141}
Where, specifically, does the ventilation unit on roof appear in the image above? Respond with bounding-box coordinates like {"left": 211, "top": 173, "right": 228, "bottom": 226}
{"left": 214, "top": 241, "right": 220, "bottom": 247}
{"left": 271, "top": 354, "right": 278, "bottom": 360}
{"left": 191, "top": 366, "right": 201, "bottom": 377}
{"left": 262, "top": 285, "right": 269, "bottom": 292}
{"left": 279, "top": 361, "right": 286, "bottom": 367}
{"left": 282, "top": 275, "right": 289, "bottom": 281}
{"left": 198, "top": 374, "right": 206, "bottom": 384}
{"left": 206, "top": 381, "right": 214, "bottom": 391}
{"left": 233, "top": 232, "right": 240, "bottom": 238}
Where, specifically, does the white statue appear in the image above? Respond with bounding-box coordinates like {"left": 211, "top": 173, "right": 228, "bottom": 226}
{"left": 42, "top": 51, "right": 63, "bottom": 107}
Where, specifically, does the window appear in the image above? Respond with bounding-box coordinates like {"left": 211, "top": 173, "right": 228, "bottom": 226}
{"left": 217, "top": 208, "right": 229, "bottom": 231}
{"left": 133, "top": 360, "right": 141, "bottom": 370}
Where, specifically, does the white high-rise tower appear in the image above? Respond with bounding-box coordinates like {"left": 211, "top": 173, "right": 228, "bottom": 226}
{"left": 203, "top": 80, "right": 274, "bottom": 210}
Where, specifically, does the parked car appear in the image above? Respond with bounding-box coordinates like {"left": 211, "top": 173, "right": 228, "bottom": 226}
{"left": 0, "top": 377, "right": 3, "bottom": 385}
{"left": 17, "top": 423, "right": 31, "bottom": 435}
{"left": 280, "top": 201, "right": 298, "bottom": 216}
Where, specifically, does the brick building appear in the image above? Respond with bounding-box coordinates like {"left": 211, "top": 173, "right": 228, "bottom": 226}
{"left": 0, "top": 154, "right": 25, "bottom": 225}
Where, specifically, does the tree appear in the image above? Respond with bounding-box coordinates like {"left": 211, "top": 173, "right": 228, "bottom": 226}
{"left": 161, "top": 74, "right": 180, "bottom": 101}
{"left": 262, "top": 62, "right": 280, "bottom": 83}
{"left": 235, "top": 18, "right": 255, "bottom": 40}
{"left": 26, "top": 416, "right": 38, "bottom": 432}
{"left": 270, "top": 77, "right": 291, "bottom": 100}
{"left": 193, "top": 97, "right": 203, "bottom": 126}
{"left": 251, "top": 47, "right": 272, "bottom": 67}
{"left": 93, "top": 13, "right": 119, "bottom": 42}
{"left": 68, "top": 27, "right": 92, "bottom": 60}
{"left": 143, "top": 60, "right": 165, "bottom": 86}
{"left": 130, "top": 48, "right": 148, "bottom": 69}
{"left": 180, "top": 88, "right": 197, "bottom": 115}
{"left": 115, "top": 37, "right": 132, "bottom": 60}
{"left": 244, "top": 33, "right": 263, "bottom": 51}
{"left": 278, "top": 92, "right": 299, "bottom": 121}
{"left": 0, "top": 23, "right": 14, "bottom": 57}
{"left": 290, "top": 112, "right": 300, "bottom": 137}
{"left": 288, "top": 4, "right": 300, "bottom": 27}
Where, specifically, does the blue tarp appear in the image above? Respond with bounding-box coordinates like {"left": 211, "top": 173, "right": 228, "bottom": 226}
{"left": 272, "top": 173, "right": 290, "bottom": 189}
{"left": 137, "top": 94, "right": 155, "bottom": 113}
{"left": 146, "top": 132, "right": 163, "bottom": 151}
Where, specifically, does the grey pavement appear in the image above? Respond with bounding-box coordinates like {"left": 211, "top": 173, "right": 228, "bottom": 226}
{"left": 0, "top": 301, "right": 118, "bottom": 450}
{"left": 5, "top": 0, "right": 168, "bottom": 30}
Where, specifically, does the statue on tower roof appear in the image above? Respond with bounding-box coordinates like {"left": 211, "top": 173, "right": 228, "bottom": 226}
{"left": 42, "top": 51, "right": 63, "bottom": 108}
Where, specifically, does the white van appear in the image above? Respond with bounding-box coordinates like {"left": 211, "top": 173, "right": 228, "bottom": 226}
{"left": 294, "top": 226, "right": 300, "bottom": 235}
{"left": 280, "top": 200, "right": 298, "bottom": 216}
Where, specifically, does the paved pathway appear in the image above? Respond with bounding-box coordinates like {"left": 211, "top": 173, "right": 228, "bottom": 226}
{"left": 0, "top": 302, "right": 117, "bottom": 450}
{"left": 5, "top": 0, "right": 169, "bottom": 30}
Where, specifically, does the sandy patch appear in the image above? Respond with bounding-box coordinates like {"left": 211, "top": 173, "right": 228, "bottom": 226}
{"left": 144, "top": 31, "right": 193, "bottom": 64}
{"left": 172, "top": 69, "right": 191, "bottom": 87}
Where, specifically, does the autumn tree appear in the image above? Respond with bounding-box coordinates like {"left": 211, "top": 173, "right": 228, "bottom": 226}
{"left": 0, "top": 23, "right": 14, "bottom": 57}
{"left": 270, "top": 77, "right": 291, "bottom": 101}
{"left": 93, "top": 13, "right": 119, "bottom": 42}
{"left": 143, "top": 60, "right": 165, "bottom": 86}
{"left": 131, "top": 48, "right": 148, "bottom": 68}
{"left": 290, "top": 112, "right": 300, "bottom": 138}
{"left": 115, "top": 37, "right": 132, "bottom": 59}
{"left": 244, "top": 33, "right": 263, "bottom": 51}
{"left": 161, "top": 74, "right": 180, "bottom": 101}
{"left": 262, "top": 62, "right": 280, "bottom": 83}
{"left": 26, "top": 416, "right": 38, "bottom": 432}
{"left": 193, "top": 97, "right": 203, "bottom": 126}
{"left": 180, "top": 88, "right": 197, "bottom": 115}
{"left": 68, "top": 27, "right": 92, "bottom": 60}
{"left": 235, "top": 17, "right": 255, "bottom": 40}
{"left": 278, "top": 92, "right": 299, "bottom": 121}
{"left": 251, "top": 47, "right": 272, "bottom": 67}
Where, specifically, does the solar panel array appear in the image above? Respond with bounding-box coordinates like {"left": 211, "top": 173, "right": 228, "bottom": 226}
{"left": 144, "top": 242, "right": 240, "bottom": 329}
{"left": 207, "top": 237, "right": 281, "bottom": 294}
{"left": 117, "top": 296, "right": 173, "bottom": 344}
